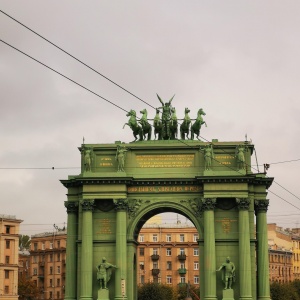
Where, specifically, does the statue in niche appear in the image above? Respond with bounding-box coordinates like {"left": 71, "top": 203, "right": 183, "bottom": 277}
{"left": 82, "top": 146, "right": 93, "bottom": 172}
{"left": 115, "top": 145, "right": 128, "bottom": 172}
{"left": 235, "top": 144, "right": 248, "bottom": 170}
{"left": 97, "top": 257, "right": 117, "bottom": 289}
{"left": 202, "top": 144, "right": 214, "bottom": 170}
{"left": 216, "top": 257, "right": 236, "bottom": 290}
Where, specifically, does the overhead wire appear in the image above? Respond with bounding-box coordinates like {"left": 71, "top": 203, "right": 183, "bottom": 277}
{"left": 1, "top": 38, "right": 300, "bottom": 212}
{"left": 0, "top": 9, "right": 156, "bottom": 110}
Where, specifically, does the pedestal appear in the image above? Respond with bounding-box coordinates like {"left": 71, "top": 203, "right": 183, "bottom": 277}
{"left": 98, "top": 288, "right": 110, "bottom": 300}
{"left": 222, "top": 289, "right": 234, "bottom": 300}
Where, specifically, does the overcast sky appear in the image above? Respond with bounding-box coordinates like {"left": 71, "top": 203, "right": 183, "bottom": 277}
{"left": 1, "top": 1, "right": 300, "bottom": 236}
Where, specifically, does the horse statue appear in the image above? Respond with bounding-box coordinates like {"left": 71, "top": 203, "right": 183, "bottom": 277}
{"left": 180, "top": 107, "right": 191, "bottom": 140}
{"left": 169, "top": 107, "right": 178, "bottom": 140}
{"left": 191, "top": 108, "right": 207, "bottom": 140}
{"left": 153, "top": 108, "right": 163, "bottom": 140}
{"left": 123, "top": 110, "right": 143, "bottom": 142}
{"left": 139, "top": 109, "right": 152, "bottom": 140}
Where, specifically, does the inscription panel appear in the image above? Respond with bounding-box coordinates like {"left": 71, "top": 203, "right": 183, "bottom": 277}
{"left": 136, "top": 154, "right": 195, "bottom": 168}
{"left": 128, "top": 185, "right": 202, "bottom": 193}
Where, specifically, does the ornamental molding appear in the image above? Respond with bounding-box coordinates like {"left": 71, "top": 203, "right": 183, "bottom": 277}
{"left": 254, "top": 199, "right": 269, "bottom": 213}
{"left": 201, "top": 198, "right": 217, "bottom": 211}
{"left": 236, "top": 198, "right": 250, "bottom": 210}
{"left": 80, "top": 199, "right": 95, "bottom": 211}
{"left": 113, "top": 198, "right": 129, "bottom": 211}
{"left": 64, "top": 201, "right": 78, "bottom": 214}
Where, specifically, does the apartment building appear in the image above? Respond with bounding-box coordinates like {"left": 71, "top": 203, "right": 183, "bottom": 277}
{"left": 137, "top": 222, "right": 199, "bottom": 287}
{"left": 29, "top": 230, "right": 66, "bottom": 300}
{"left": 0, "top": 214, "right": 22, "bottom": 300}
{"left": 268, "top": 223, "right": 293, "bottom": 282}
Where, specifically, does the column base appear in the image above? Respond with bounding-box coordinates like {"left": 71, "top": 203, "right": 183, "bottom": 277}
{"left": 222, "top": 289, "right": 234, "bottom": 300}
{"left": 114, "top": 297, "right": 128, "bottom": 300}
{"left": 97, "top": 288, "right": 110, "bottom": 300}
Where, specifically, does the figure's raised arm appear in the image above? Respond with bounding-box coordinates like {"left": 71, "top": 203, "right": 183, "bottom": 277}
{"left": 157, "top": 94, "right": 164, "bottom": 106}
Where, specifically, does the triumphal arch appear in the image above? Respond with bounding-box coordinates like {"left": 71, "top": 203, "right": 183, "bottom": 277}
{"left": 61, "top": 96, "right": 273, "bottom": 300}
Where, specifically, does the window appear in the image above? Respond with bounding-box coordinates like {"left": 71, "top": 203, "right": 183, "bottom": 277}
{"left": 5, "top": 256, "right": 9, "bottom": 264}
{"left": 50, "top": 279, "right": 53, "bottom": 287}
{"left": 180, "top": 262, "right": 185, "bottom": 269}
{"left": 34, "top": 243, "right": 38, "bottom": 251}
{"left": 57, "top": 240, "right": 60, "bottom": 248}
{"left": 140, "top": 275, "right": 145, "bottom": 284}
{"left": 166, "top": 234, "right": 171, "bottom": 242}
{"left": 166, "top": 248, "right": 172, "bottom": 256}
{"left": 139, "top": 248, "right": 144, "bottom": 256}
{"left": 193, "top": 248, "right": 199, "bottom": 256}
{"left": 57, "top": 291, "right": 60, "bottom": 299}
{"left": 5, "top": 226, "right": 10, "bottom": 234}
{"left": 42, "top": 242, "right": 45, "bottom": 250}
{"left": 139, "top": 234, "right": 144, "bottom": 242}
{"left": 50, "top": 254, "right": 53, "bottom": 262}
{"left": 193, "top": 234, "right": 198, "bottom": 242}
{"left": 49, "top": 291, "right": 53, "bottom": 299}
{"left": 153, "top": 248, "right": 158, "bottom": 255}
{"left": 50, "top": 267, "right": 53, "bottom": 275}
{"left": 33, "top": 268, "right": 37, "bottom": 276}
{"left": 153, "top": 262, "right": 158, "bottom": 269}
{"left": 5, "top": 270, "right": 9, "bottom": 279}
{"left": 4, "top": 286, "right": 9, "bottom": 294}
{"left": 33, "top": 256, "right": 37, "bottom": 263}
{"left": 50, "top": 242, "right": 53, "bottom": 249}
{"left": 180, "top": 234, "right": 185, "bottom": 242}
{"left": 6, "top": 240, "right": 10, "bottom": 249}
{"left": 194, "top": 275, "right": 199, "bottom": 284}
{"left": 179, "top": 248, "right": 185, "bottom": 255}
{"left": 167, "top": 261, "right": 172, "bottom": 270}
{"left": 166, "top": 276, "right": 172, "bottom": 284}
{"left": 194, "top": 261, "right": 199, "bottom": 270}
{"left": 57, "top": 266, "right": 61, "bottom": 274}
{"left": 180, "top": 276, "right": 186, "bottom": 283}
{"left": 153, "top": 234, "right": 158, "bottom": 242}
{"left": 57, "top": 253, "right": 61, "bottom": 262}
{"left": 139, "top": 262, "right": 144, "bottom": 270}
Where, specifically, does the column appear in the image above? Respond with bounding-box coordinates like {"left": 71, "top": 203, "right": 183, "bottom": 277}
{"left": 202, "top": 198, "right": 217, "bottom": 300}
{"left": 64, "top": 201, "right": 78, "bottom": 300}
{"left": 114, "top": 199, "right": 128, "bottom": 300}
{"left": 236, "top": 198, "right": 252, "bottom": 300}
{"left": 255, "top": 200, "right": 270, "bottom": 300}
{"left": 80, "top": 200, "right": 95, "bottom": 300}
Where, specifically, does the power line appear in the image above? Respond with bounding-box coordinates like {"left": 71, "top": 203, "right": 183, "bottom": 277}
{"left": 0, "top": 39, "right": 128, "bottom": 113}
{"left": 0, "top": 9, "right": 156, "bottom": 110}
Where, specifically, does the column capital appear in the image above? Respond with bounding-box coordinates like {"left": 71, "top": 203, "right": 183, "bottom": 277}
{"left": 80, "top": 199, "right": 95, "bottom": 211}
{"left": 236, "top": 198, "right": 250, "bottom": 210}
{"left": 255, "top": 199, "right": 269, "bottom": 213}
{"left": 64, "top": 201, "right": 78, "bottom": 213}
{"left": 114, "top": 198, "right": 129, "bottom": 211}
{"left": 202, "top": 198, "right": 217, "bottom": 211}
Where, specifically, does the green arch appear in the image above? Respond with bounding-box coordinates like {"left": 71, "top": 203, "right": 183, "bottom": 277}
{"left": 127, "top": 199, "right": 203, "bottom": 241}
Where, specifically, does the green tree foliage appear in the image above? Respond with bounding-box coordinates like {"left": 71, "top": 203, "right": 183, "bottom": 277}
{"left": 18, "top": 276, "right": 40, "bottom": 300}
{"left": 19, "top": 234, "right": 31, "bottom": 250}
{"left": 138, "top": 283, "right": 175, "bottom": 300}
{"left": 270, "top": 281, "right": 299, "bottom": 300}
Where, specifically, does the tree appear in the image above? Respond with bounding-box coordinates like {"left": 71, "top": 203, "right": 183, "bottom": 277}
{"left": 270, "top": 281, "right": 299, "bottom": 300}
{"left": 138, "top": 283, "right": 175, "bottom": 300}
{"left": 18, "top": 276, "right": 40, "bottom": 300}
{"left": 19, "top": 234, "right": 31, "bottom": 250}
{"left": 177, "top": 283, "right": 200, "bottom": 300}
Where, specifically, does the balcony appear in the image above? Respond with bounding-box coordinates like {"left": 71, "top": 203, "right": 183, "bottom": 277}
{"left": 151, "top": 269, "right": 160, "bottom": 276}
{"left": 39, "top": 261, "right": 45, "bottom": 267}
{"left": 177, "top": 254, "right": 186, "bottom": 261}
{"left": 151, "top": 254, "right": 160, "bottom": 261}
{"left": 37, "top": 273, "right": 44, "bottom": 279}
{"left": 178, "top": 268, "right": 187, "bottom": 275}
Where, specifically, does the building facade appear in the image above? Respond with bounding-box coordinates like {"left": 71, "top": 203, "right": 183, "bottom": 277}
{"left": 137, "top": 222, "right": 199, "bottom": 287}
{"left": 0, "top": 214, "right": 22, "bottom": 300}
{"left": 268, "top": 223, "right": 293, "bottom": 283}
{"left": 29, "top": 230, "right": 67, "bottom": 300}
